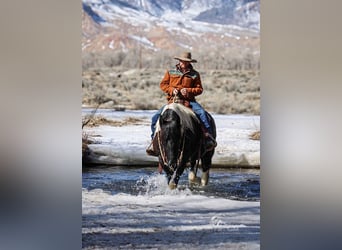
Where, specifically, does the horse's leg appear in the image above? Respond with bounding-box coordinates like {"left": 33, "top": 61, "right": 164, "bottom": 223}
{"left": 201, "top": 150, "right": 214, "bottom": 186}
{"left": 200, "top": 115, "right": 216, "bottom": 186}
{"left": 201, "top": 165, "right": 210, "bottom": 186}
{"left": 188, "top": 160, "right": 196, "bottom": 182}
{"left": 168, "top": 170, "right": 179, "bottom": 190}
{"left": 159, "top": 157, "right": 174, "bottom": 185}
{"left": 168, "top": 162, "right": 188, "bottom": 189}
{"left": 188, "top": 160, "right": 201, "bottom": 185}
{"left": 201, "top": 169, "right": 209, "bottom": 186}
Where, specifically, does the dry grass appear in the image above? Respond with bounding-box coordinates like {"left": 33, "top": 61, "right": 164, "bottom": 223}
{"left": 249, "top": 131, "right": 260, "bottom": 140}
{"left": 82, "top": 115, "right": 146, "bottom": 127}
{"left": 82, "top": 67, "right": 260, "bottom": 115}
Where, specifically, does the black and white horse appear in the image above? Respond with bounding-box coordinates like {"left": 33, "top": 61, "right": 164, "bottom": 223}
{"left": 153, "top": 103, "right": 216, "bottom": 189}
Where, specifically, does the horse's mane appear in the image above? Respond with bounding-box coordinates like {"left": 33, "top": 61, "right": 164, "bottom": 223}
{"left": 155, "top": 103, "right": 199, "bottom": 135}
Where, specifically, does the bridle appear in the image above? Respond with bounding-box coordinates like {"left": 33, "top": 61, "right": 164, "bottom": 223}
{"left": 157, "top": 94, "right": 203, "bottom": 174}
{"left": 157, "top": 128, "right": 186, "bottom": 173}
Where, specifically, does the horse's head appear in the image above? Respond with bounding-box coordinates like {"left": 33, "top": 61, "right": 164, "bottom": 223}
{"left": 159, "top": 108, "right": 182, "bottom": 171}
{"left": 157, "top": 103, "right": 205, "bottom": 189}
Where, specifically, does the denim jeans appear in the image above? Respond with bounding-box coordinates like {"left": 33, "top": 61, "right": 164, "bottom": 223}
{"left": 150, "top": 102, "right": 212, "bottom": 139}
{"left": 189, "top": 101, "right": 212, "bottom": 134}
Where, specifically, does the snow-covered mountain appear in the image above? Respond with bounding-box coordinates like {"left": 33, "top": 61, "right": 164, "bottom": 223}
{"left": 82, "top": 0, "right": 259, "bottom": 53}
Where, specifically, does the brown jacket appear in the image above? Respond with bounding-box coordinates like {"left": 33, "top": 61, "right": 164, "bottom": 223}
{"left": 160, "top": 65, "right": 203, "bottom": 103}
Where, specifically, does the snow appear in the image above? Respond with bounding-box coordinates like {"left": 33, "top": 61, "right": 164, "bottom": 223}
{"left": 181, "top": 1, "right": 212, "bottom": 18}
{"left": 83, "top": 109, "right": 260, "bottom": 167}
{"left": 82, "top": 0, "right": 260, "bottom": 45}
{"left": 108, "top": 40, "right": 114, "bottom": 49}
{"left": 129, "top": 35, "right": 154, "bottom": 47}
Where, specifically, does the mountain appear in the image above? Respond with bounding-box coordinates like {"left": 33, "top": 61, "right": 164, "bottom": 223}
{"left": 82, "top": 0, "right": 259, "bottom": 54}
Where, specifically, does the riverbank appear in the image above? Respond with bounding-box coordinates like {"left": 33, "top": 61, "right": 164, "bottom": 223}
{"left": 82, "top": 109, "right": 260, "bottom": 168}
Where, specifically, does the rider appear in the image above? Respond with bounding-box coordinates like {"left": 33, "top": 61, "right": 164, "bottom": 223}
{"left": 146, "top": 52, "right": 217, "bottom": 156}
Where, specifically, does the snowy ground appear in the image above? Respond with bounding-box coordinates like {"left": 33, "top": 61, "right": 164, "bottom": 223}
{"left": 83, "top": 109, "right": 260, "bottom": 167}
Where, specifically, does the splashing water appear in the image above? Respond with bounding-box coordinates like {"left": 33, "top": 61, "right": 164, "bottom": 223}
{"left": 135, "top": 173, "right": 193, "bottom": 197}
{"left": 83, "top": 166, "right": 259, "bottom": 200}
{"left": 83, "top": 167, "right": 260, "bottom": 249}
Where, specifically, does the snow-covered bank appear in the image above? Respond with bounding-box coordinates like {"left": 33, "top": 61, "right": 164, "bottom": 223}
{"left": 82, "top": 109, "right": 260, "bottom": 167}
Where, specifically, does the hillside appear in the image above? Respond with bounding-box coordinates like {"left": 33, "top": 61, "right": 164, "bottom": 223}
{"left": 82, "top": 0, "right": 259, "bottom": 53}
{"left": 82, "top": 66, "right": 260, "bottom": 115}
{"left": 82, "top": 0, "right": 260, "bottom": 114}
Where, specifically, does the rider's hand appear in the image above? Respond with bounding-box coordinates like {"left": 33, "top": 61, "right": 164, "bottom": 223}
{"left": 173, "top": 88, "right": 178, "bottom": 95}
{"left": 180, "top": 88, "right": 187, "bottom": 96}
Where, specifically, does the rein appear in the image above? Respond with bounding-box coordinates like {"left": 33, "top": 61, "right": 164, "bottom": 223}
{"left": 157, "top": 122, "right": 187, "bottom": 173}
{"left": 176, "top": 135, "right": 186, "bottom": 168}
{"left": 157, "top": 129, "right": 186, "bottom": 173}
{"left": 157, "top": 131, "right": 168, "bottom": 168}
{"left": 158, "top": 102, "right": 202, "bottom": 174}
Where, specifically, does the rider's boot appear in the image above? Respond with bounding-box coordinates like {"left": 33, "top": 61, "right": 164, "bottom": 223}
{"left": 202, "top": 128, "right": 217, "bottom": 151}
{"left": 146, "top": 140, "right": 158, "bottom": 156}
{"left": 205, "top": 133, "right": 217, "bottom": 151}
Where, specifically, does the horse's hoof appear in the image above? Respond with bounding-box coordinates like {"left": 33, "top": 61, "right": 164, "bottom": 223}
{"left": 169, "top": 181, "right": 177, "bottom": 190}
{"left": 201, "top": 171, "right": 209, "bottom": 186}
{"left": 188, "top": 171, "right": 196, "bottom": 181}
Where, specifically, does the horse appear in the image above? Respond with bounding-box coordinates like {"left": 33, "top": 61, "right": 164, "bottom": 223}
{"left": 152, "top": 102, "right": 216, "bottom": 189}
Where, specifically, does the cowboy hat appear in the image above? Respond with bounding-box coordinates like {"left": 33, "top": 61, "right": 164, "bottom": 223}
{"left": 174, "top": 52, "right": 197, "bottom": 63}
